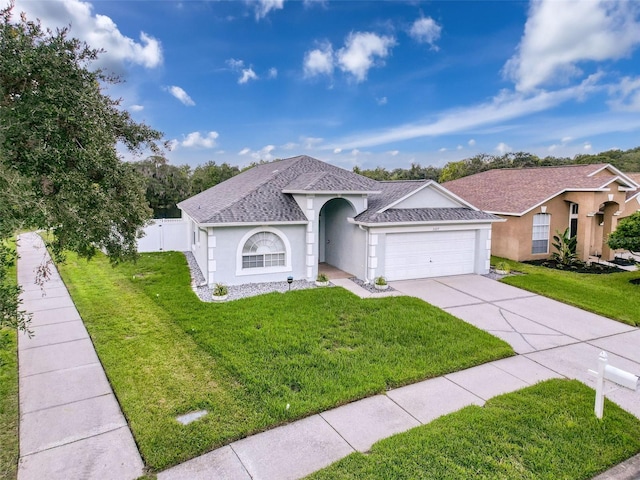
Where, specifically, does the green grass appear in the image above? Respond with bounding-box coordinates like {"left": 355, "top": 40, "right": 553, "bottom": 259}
{"left": 0, "top": 240, "right": 19, "bottom": 480}
{"left": 493, "top": 257, "right": 640, "bottom": 326}
{"left": 57, "top": 251, "right": 513, "bottom": 471}
{"left": 308, "top": 379, "right": 640, "bottom": 480}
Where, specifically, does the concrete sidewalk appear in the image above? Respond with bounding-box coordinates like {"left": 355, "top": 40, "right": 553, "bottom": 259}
{"left": 16, "top": 233, "right": 143, "bottom": 480}
{"left": 158, "top": 355, "right": 561, "bottom": 480}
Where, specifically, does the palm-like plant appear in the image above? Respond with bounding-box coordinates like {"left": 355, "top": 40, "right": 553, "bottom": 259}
{"left": 551, "top": 228, "right": 578, "bottom": 266}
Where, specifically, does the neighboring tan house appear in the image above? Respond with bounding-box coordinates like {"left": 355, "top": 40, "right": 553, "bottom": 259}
{"left": 177, "top": 155, "right": 500, "bottom": 286}
{"left": 444, "top": 164, "right": 639, "bottom": 262}
{"left": 621, "top": 173, "right": 640, "bottom": 220}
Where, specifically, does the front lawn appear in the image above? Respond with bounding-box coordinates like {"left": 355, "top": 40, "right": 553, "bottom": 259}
{"left": 494, "top": 257, "right": 640, "bottom": 326}
{"left": 308, "top": 379, "right": 640, "bottom": 480}
{"left": 57, "top": 251, "right": 513, "bottom": 471}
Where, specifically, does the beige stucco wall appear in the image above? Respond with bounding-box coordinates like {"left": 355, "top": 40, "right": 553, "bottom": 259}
{"left": 491, "top": 188, "right": 628, "bottom": 262}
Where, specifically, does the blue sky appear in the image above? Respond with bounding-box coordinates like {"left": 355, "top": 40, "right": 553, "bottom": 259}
{"left": 12, "top": 0, "right": 640, "bottom": 170}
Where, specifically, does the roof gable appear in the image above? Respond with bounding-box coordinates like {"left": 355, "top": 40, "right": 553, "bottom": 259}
{"left": 443, "top": 164, "right": 638, "bottom": 216}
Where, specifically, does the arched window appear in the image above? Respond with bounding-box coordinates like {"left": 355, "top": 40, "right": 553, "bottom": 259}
{"left": 242, "top": 231, "right": 286, "bottom": 269}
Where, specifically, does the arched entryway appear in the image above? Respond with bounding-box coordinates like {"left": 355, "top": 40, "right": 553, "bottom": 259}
{"left": 318, "top": 198, "right": 362, "bottom": 277}
{"left": 597, "top": 200, "right": 621, "bottom": 260}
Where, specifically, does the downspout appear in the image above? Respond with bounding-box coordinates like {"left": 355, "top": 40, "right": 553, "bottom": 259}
{"left": 359, "top": 224, "right": 370, "bottom": 283}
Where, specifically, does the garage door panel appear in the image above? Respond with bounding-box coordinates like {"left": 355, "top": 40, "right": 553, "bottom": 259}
{"left": 385, "top": 231, "right": 476, "bottom": 281}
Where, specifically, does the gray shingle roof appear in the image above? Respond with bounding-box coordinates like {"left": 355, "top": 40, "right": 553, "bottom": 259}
{"left": 355, "top": 207, "right": 499, "bottom": 224}
{"left": 178, "top": 155, "right": 499, "bottom": 225}
{"left": 178, "top": 155, "right": 378, "bottom": 224}
{"left": 283, "top": 171, "right": 380, "bottom": 193}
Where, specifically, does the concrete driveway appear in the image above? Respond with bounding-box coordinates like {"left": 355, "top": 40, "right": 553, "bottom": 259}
{"left": 391, "top": 274, "right": 640, "bottom": 418}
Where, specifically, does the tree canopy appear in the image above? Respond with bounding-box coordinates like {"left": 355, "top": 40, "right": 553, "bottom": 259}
{"left": 0, "top": 4, "right": 164, "bottom": 329}
{"left": 608, "top": 212, "right": 640, "bottom": 254}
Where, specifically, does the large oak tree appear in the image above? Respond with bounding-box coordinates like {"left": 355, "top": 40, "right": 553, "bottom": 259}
{"left": 0, "top": 5, "right": 164, "bottom": 330}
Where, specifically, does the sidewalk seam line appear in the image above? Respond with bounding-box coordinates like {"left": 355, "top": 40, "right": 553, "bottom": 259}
{"left": 384, "top": 393, "right": 424, "bottom": 425}
{"left": 20, "top": 361, "right": 100, "bottom": 379}
{"left": 228, "top": 444, "right": 255, "bottom": 479}
{"left": 19, "top": 334, "right": 90, "bottom": 351}
{"left": 318, "top": 413, "right": 358, "bottom": 453}
{"left": 21, "top": 392, "right": 114, "bottom": 415}
{"left": 20, "top": 425, "right": 128, "bottom": 458}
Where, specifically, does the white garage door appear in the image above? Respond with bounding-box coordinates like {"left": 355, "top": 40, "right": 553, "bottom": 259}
{"left": 385, "top": 230, "right": 476, "bottom": 281}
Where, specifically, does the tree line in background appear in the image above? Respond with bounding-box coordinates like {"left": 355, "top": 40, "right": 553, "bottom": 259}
{"left": 137, "top": 147, "right": 640, "bottom": 216}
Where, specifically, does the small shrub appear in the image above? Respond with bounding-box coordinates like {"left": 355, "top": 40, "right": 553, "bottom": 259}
{"left": 495, "top": 261, "right": 511, "bottom": 273}
{"left": 212, "top": 283, "right": 228, "bottom": 296}
{"left": 375, "top": 276, "right": 387, "bottom": 286}
{"left": 316, "top": 273, "right": 329, "bottom": 283}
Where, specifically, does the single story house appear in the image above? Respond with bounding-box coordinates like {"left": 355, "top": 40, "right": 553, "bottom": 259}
{"left": 177, "top": 155, "right": 500, "bottom": 286}
{"left": 443, "top": 164, "right": 639, "bottom": 262}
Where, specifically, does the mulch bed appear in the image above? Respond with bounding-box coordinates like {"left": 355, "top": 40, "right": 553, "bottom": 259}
{"left": 524, "top": 259, "right": 623, "bottom": 274}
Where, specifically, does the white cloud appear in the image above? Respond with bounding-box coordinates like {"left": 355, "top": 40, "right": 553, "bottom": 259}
{"left": 181, "top": 131, "right": 219, "bottom": 148}
{"left": 584, "top": 142, "right": 593, "bottom": 150}
{"left": 376, "top": 96, "right": 388, "bottom": 105}
{"left": 16, "top": 0, "right": 162, "bottom": 72}
{"left": 168, "top": 139, "right": 179, "bottom": 151}
{"left": 267, "top": 67, "right": 278, "bottom": 79}
{"left": 504, "top": 0, "right": 640, "bottom": 92}
{"left": 329, "top": 74, "right": 603, "bottom": 150}
{"left": 129, "top": 104, "right": 144, "bottom": 112}
{"left": 238, "top": 145, "right": 277, "bottom": 160}
{"left": 439, "top": 147, "right": 447, "bottom": 152}
{"left": 333, "top": 148, "right": 342, "bottom": 154}
{"left": 456, "top": 145, "right": 463, "bottom": 150}
{"left": 226, "top": 58, "right": 245, "bottom": 70}
{"left": 166, "top": 85, "right": 195, "bottom": 106}
{"left": 239, "top": 68, "right": 258, "bottom": 84}
{"left": 253, "top": 0, "right": 284, "bottom": 20}
{"left": 351, "top": 149, "right": 360, "bottom": 156}
{"left": 227, "top": 58, "right": 258, "bottom": 84}
{"left": 388, "top": 150, "right": 399, "bottom": 156}
{"left": 409, "top": 17, "right": 442, "bottom": 49}
{"left": 495, "top": 142, "right": 512, "bottom": 154}
{"left": 303, "top": 137, "right": 324, "bottom": 149}
{"left": 608, "top": 76, "right": 640, "bottom": 111}
{"left": 468, "top": 139, "right": 476, "bottom": 146}
{"left": 303, "top": 42, "right": 334, "bottom": 78}
{"left": 337, "top": 32, "right": 396, "bottom": 83}
{"left": 303, "top": 0, "right": 328, "bottom": 8}
{"left": 281, "top": 142, "right": 298, "bottom": 150}
{"left": 238, "top": 147, "right": 251, "bottom": 155}
{"left": 561, "top": 136, "right": 573, "bottom": 143}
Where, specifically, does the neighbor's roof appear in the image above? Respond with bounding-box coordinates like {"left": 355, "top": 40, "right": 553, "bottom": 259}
{"left": 626, "top": 173, "right": 640, "bottom": 201}
{"left": 178, "top": 155, "right": 380, "bottom": 224}
{"left": 443, "top": 164, "right": 638, "bottom": 216}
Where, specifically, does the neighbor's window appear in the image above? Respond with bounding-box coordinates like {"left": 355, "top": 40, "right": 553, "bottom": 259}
{"left": 532, "top": 213, "right": 551, "bottom": 254}
{"left": 242, "top": 232, "right": 286, "bottom": 269}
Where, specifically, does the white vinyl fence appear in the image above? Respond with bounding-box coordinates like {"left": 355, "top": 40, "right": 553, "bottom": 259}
{"left": 138, "top": 218, "right": 190, "bottom": 252}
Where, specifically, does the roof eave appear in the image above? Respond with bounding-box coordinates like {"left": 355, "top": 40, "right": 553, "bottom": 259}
{"left": 195, "top": 220, "right": 309, "bottom": 228}
{"left": 352, "top": 218, "right": 504, "bottom": 227}
{"left": 282, "top": 189, "right": 381, "bottom": 195}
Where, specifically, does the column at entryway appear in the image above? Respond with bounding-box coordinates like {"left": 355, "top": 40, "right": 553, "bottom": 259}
{"left": 368, "top": 233, "right": 378, "bottom": 281}
{"left": 305, "top": 195, "right": 316, "bottom": 281}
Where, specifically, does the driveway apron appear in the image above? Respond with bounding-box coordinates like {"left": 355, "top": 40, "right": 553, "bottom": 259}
{"left": 392, "top": 275, "right": 640, "bottom": 419}
{"left": 16, "top": 233, "right": 144, "bottom": 480}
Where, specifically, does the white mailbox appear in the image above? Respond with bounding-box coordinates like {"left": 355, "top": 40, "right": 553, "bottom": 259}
{"left": 589, "top": 351, "right": 639, "bottom": 419}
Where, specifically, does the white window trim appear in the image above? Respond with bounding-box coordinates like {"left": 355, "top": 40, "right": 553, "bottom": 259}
{"left": 236, "top": 227, "right": 292, "bottom": 277}
{"left": 532, "top": 213, "right": 551, "bottom": 254}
